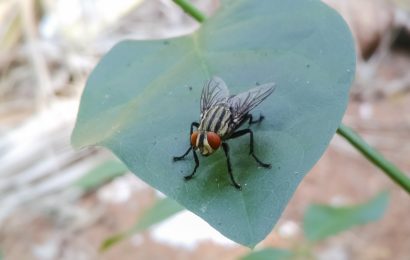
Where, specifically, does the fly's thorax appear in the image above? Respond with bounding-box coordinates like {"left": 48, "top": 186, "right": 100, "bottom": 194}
{"left": 190, "top": 131, "right": 221, "bottom": 156}
{"left": 199, "top": 104, "right": 233, "bottom": 138}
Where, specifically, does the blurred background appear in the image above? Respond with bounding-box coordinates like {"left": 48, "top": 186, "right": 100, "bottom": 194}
{"left": 0, "top": 0, "right": 409, "bottom": 259}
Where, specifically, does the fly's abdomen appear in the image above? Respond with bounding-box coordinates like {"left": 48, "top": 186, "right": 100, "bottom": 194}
{"left": 199, "top": 105, "right": 233, "bottom": 137}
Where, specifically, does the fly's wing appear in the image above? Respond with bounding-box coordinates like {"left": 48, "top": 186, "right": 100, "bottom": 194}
{"left": 200, "top": 77, "right": 230, "bottom": 114}
{"left": 228, "top": 82, "right": 276, "bottom": 121}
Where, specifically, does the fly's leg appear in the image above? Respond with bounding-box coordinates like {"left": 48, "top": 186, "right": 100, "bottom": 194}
{"left": 190, "top": 122, "right": 200, "bottom": 135}
{"left": 173, "top": 147, "right": 192, "bottom": 161}
{"left": 173, "top": 122, "right": 199, "bottom": 161}
{"left": 229, "top": 129, "right": 271, "bottom": 168}
{"left": 173, "top": 122, "right": 200, "bottom": 181}
{"left": 222, "top": 142, "right": 242, "bottom": 190}
{"left": 184, "top": 149, "right": 199, "bottom": 181}
{"left": 246, "top": 114, "right": 264, "bottom": 125}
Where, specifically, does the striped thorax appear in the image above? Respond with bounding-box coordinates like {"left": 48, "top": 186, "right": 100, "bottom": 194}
{"left": 191, "top": 104, "right": 233, "bottom": 156}
{"left": 199, "top": 104, "right": 233, "bottom": 136}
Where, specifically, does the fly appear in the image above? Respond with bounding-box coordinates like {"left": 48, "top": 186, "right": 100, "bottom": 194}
{"left": 173, "top": 76, "right": 276, "bottom": 190}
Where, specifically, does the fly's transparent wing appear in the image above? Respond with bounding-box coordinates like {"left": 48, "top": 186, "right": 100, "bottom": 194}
{"left": 228, "top": 82, "right": 276, "bottom": 121}
{"left": 200, "top": 77, "right": 230, "bottom": 114}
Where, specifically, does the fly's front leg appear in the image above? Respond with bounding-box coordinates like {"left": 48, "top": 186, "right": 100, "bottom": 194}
{"left": 173, "top": 147, "right": 192, "bottom": 161}
{"left": 184, "top": 149, "right": 199, "bottom": 181}
{"left": 173, "top": 122, "right": 199, "bottom": 161}
{"left": 229, "top": 129, "right": 271, "bottom": 168}
{"left": 222, "top": 142, "right": 241, "bottom": 190}
{"left": 246, "top": 113, "right": 264, "bottom": 125}
{"left": 190, "top": 122, "right": 200, "bottom": 135}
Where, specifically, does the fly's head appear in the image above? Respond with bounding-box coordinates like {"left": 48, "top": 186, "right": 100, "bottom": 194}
{"left": 191, "top": 131, "right": 221, "bottom": 156}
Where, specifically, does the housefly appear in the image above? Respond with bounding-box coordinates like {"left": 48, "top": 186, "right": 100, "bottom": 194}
{"left": 173, "top": 77, "right": 276, "bottom": 190}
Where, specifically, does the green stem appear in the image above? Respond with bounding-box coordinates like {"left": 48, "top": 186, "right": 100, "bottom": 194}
{"left": 337, "top": 124, "right": 410, "bottom": 194}
{"left": 172, "top": 0, "right": 206, "bottom": 23}
{"left": 172, "top": 0, "right": 410, "bottom": 194}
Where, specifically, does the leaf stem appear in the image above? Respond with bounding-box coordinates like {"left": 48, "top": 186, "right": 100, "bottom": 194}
{"left": 337, "top": 124, "right": 410, "bottom": 194}
{"left": 172, "top": 0, "right": 206, "bottom": 23}
{"left": 172, "top": 0, "right": 410, "bottom": 194}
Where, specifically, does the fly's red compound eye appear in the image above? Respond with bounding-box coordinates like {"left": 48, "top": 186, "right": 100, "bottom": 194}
{"left": 206, "top": 132, "right": 221, "bottom": 150}
{"left": 191, "top": 131, "right": 198, "bottom": 147}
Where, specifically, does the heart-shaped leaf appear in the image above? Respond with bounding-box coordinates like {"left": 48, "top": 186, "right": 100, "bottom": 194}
{"left": 72, "top": 0, "right": 355, "bottom": 246}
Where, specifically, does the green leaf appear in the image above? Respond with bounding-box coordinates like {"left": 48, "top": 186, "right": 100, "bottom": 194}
{"left": 303, "top": 191, "right": 389, "bottom": 242}
{"left": 72, "top": 0, "right": 355, "bottom": 246}
{"left": 100, "top": 197, "right": 184, "bottom": 251}
{"left": 241, "top": 248, "right": 293, "bottom": 260}
{"left": 74, "top": 160, "right": 128, "bottom": 191}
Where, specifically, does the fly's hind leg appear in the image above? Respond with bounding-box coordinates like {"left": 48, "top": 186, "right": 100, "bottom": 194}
{"left": 173, "top": 122, "right": 199, "bottom": 161}
{"left": 246, "top": 113, "right": 264, "bottom": 125}
{"left": 229, "top": 129, "right": 271, "bottom": 168}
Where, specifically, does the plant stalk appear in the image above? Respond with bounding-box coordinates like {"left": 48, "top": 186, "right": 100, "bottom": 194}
{"left": 172, "top": 0, "right": 410, "bottom": 195}
{"left": 337, "top": 124, "right": 410, "bottom": 194}
{"left": 172, "top": 0, "right": 206, "bottom": 23}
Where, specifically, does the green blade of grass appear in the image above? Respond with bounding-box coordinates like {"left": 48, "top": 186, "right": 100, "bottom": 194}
{"left": 100, "top": 197, "right": 184, "bottom": 251}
